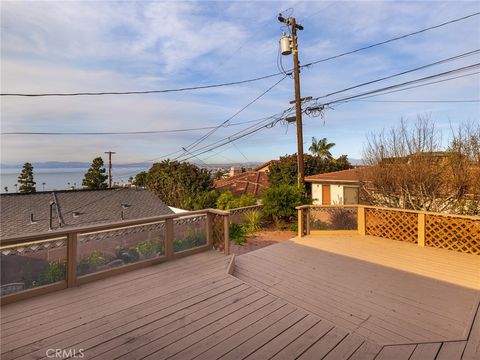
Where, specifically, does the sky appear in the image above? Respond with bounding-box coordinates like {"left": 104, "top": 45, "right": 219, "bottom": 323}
{"left": 1, "top": 0, "right": 479, "bottom": 171}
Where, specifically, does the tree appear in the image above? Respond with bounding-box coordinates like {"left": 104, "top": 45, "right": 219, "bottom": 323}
{"left": 309, "top": 137, "right": 336, "bottom": 159}
{"left": 269, "top": 153, "right": 352, "bottom": 188}
{"left": 18, "top": 162, "right": 36, "bottom": 193}
{"left": 262, "top": 184, "right": 305, "bottom": 224}
{"left": 216, "top": 190, "right": 256, "bottom": 210}
{"left": 145, "top": 160, "right": 214, "bottom": 209}
{"left": 133, "top": 171, "right": 147, "bottom": 187}
{"left": 361, "top": 115, "right": 479, "bottom": 214}
{"left": 82, "top": 157, "right": 108, "bottom": 189}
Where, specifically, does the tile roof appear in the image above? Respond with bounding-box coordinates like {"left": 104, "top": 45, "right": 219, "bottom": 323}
{"left": 304, "top": 168, "right": 365, "bottom": 183}
{"left": 214, "top": 171, "right": 269, "bottom": 197}
{"left": 0, "top": 188, "right": 173, "bottom": 238}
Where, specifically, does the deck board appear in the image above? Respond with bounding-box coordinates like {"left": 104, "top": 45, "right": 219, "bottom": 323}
{"left": 234, "top": 235, "right": 480, "bottom": 345}
{"left": 1, "top": 234, "right": 478, "bottom": 360}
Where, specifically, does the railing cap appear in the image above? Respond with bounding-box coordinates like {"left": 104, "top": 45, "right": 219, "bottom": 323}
{"left": 1, "top": 208, "right": 230, "bottom": 246}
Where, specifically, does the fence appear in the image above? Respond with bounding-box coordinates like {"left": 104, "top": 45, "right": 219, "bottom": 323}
{"left": 0, "top": 209, "right": 230, "bottom": 304}
{"left": 297, "top": 205, "right": 479, "bottom": 255}
{"left": 229, "top": 204, "right": 264, "bottom": 225}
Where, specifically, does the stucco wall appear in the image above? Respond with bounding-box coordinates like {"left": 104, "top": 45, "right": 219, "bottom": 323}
{"left": 310, "top": 183, "right": 359, "bottom": 205}
{"left": 312, "top": 184, "right": 322, "bottom": 205}
{"left": 331, "top": 185, "right": 344, "bottom": 205}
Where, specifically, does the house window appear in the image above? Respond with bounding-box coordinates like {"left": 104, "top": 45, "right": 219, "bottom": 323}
{"left": 343, "top": 186, "right": 359, "bottom": 205}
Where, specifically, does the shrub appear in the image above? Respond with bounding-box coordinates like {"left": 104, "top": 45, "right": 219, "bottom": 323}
{"left": 244, "top": 210, "right": 263, "bottom": 233}
{"left": 216, "top": 190, "right": 256, "bottom": 210}
{"left": 37, "top": 261, "right": 66, "bottom": 285}
{"left": 329, "top": 209, "right": 357, "bottom": 230}
{"left": 289, "top": 222, "right": 298, "bottom": 232}
{"left": 134, "top": 240, "right": 164, "bottom": 258}
{"left": 262, "top": 184, "right": 304, "bottom": 224}
{"left": 229, "top": 223, "right": 247, "bottom": 245}
{"left": 77, "top": 250, "right": 107, "bottom": 275}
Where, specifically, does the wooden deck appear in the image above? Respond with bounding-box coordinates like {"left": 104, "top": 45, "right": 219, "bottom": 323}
{"left": 234, "top": 234, "right": 480, "bottom": 358}
{"left": 1, "top": 235, "right": 479, "bottom": 360}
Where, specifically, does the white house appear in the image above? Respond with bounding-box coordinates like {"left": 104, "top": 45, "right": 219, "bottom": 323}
{"left": 305, "top": 168, "right": 364, "bottom": 205}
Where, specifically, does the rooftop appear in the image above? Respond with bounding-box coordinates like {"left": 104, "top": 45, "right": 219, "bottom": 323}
{"left": 215, "top": 171, "right": 269, "bottom": 197}
{"left": 0, "top": 188, "right": 173, "bottom": 238}
{"left": 305, "top": 168, "right": 365, "bottom": 183}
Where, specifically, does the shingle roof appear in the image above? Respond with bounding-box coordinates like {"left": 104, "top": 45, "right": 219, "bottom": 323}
{"left": 214, "top": 171, "right": 269, "bottom": 197}
{"left": 304, "top": 168, "right": 365, "bottom": 183}
{"left": 0, "top": 188, "right": 173, "bottom": 238}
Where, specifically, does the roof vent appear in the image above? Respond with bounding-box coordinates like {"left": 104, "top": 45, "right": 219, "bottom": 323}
{"left": 29, "top": 213, "right": 37, "bottom": 224}
{"left": 72, "top": 211, "right": 81, "bottom": 218}
{"left": 121, "top": 203, "right": 131, "bottom": 209}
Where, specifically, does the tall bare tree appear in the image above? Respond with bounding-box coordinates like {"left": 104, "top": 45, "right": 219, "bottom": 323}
{"left": 361, "top": 115, "right": 479, "bottom": 214}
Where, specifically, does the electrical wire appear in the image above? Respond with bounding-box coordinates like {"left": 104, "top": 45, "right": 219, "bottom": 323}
{"left": 350, "top": 99, "right": 480, "bottom": 103}
{"left": 0, "top": 116, "right": 280, "bottom": 136}
{"left": 180, "top": 75, "right": 288, "bottom": 154}
{"left": 320, "top": 49, "right": 480, "bottom": 98}
{"left": 314, "top": 63, "right": 480, "bottom": 106}
{"left": 2, "top": 12, "right": 478, "bottom": 97}
{"left": 340, "top": 71, "right": 480, "bottom": 101}
{"left": 301, "top": 12, "right": 480, "bottom": 68}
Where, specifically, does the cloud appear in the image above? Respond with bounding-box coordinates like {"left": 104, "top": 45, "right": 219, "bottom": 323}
{"left": 1, "top": 0, "right": 479, "bottom": 165}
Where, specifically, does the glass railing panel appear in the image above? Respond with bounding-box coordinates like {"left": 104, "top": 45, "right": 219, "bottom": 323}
{"left": 173, "top": 214, "right": 208, "bottom": 253}
{"left": 1, "top": 237, "right": 67, "bottom": 296}
{"left": 77, "top": 221, "right": 166, "bottom": 276}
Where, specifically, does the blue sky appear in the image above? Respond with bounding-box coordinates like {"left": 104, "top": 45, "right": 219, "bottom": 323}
{"left": 1, "top": 0, "right": 479, "bottom": 167}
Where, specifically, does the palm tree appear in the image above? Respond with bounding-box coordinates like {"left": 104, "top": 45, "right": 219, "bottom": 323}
{"left": 309, "top": 137, "right": 336, "bottom": 159}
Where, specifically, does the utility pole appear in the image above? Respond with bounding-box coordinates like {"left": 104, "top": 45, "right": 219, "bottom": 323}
{"left": 278, "top": 14, "right": 305, "bottom": 188}
{"left": 104, "top": 151, "right": 116, "bottom": 188}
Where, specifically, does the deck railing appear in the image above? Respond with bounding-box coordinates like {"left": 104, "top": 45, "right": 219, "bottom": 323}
{"left": 297, "top": 205, "right": 480, "bottom": 255}
{"left": 0, "top": 209, "right": 230, "bottom": 304}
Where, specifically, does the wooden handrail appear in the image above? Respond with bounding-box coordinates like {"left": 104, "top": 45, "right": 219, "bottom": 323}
{"left": 1, "top": 207, "right": 232, "bottom": 304}
{"left": 296, "top": 204, "right": 479, "bottom": 220}
{"left": 0, "top": 208, "right": 230, "bottom": 246}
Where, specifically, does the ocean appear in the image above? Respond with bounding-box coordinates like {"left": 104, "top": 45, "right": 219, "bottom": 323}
{"left": 0, "top": 167, "right": 148, "bottom": 193}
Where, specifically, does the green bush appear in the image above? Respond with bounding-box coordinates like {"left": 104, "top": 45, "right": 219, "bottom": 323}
{"left": 216, "top": 190, "right": 256, "bottom": 210}
{"left": 37, "top": 261, "right": 66, "bottom": 285}
{"left": 289, "top": 222, "right": 298, "bottom": 232}
{"left": 229, "top": 223, "right": 247, "bottom": 245}
{"left": 244, "top": 210, "right": 263, "bottom": 233}
{"left": 262, "top": 184, "right": 304, "bottom": 224}
{"left": 77, "top": 250, "right": 107, "bottom": 275}
{"left": 134, "top": 240, "right": 164, "bottom": 258}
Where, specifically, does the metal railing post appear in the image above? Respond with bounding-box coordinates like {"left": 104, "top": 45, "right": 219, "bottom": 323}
{"left": 67, "top": 232, "right": 78, "bottom": 287}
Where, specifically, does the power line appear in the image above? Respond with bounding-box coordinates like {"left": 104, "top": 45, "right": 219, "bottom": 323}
{"left": 316, "top": 63, "right": 480, "bottom": 106}
{"left": 351, "top": 99, "right": 480, "bottom": 103}
{"left": 340, "top": 71, "right": 480, "bottom": 101}
{"left": 2, "top": 12, "right": 478, "bottom": 98}
{"left": 0, "top": 72, "right": 284, "bottom": 97}
{"left": 320, "top": 49, "right": 480, "bottom": 98}
{"left": 302, "top": 12, "right": 480, "bottom": 68}
{"left": 179, "top": 75, "right": 288, "bottom": 155}
{"left": 0, "top": 117, "right": 276, "bottom": 136}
